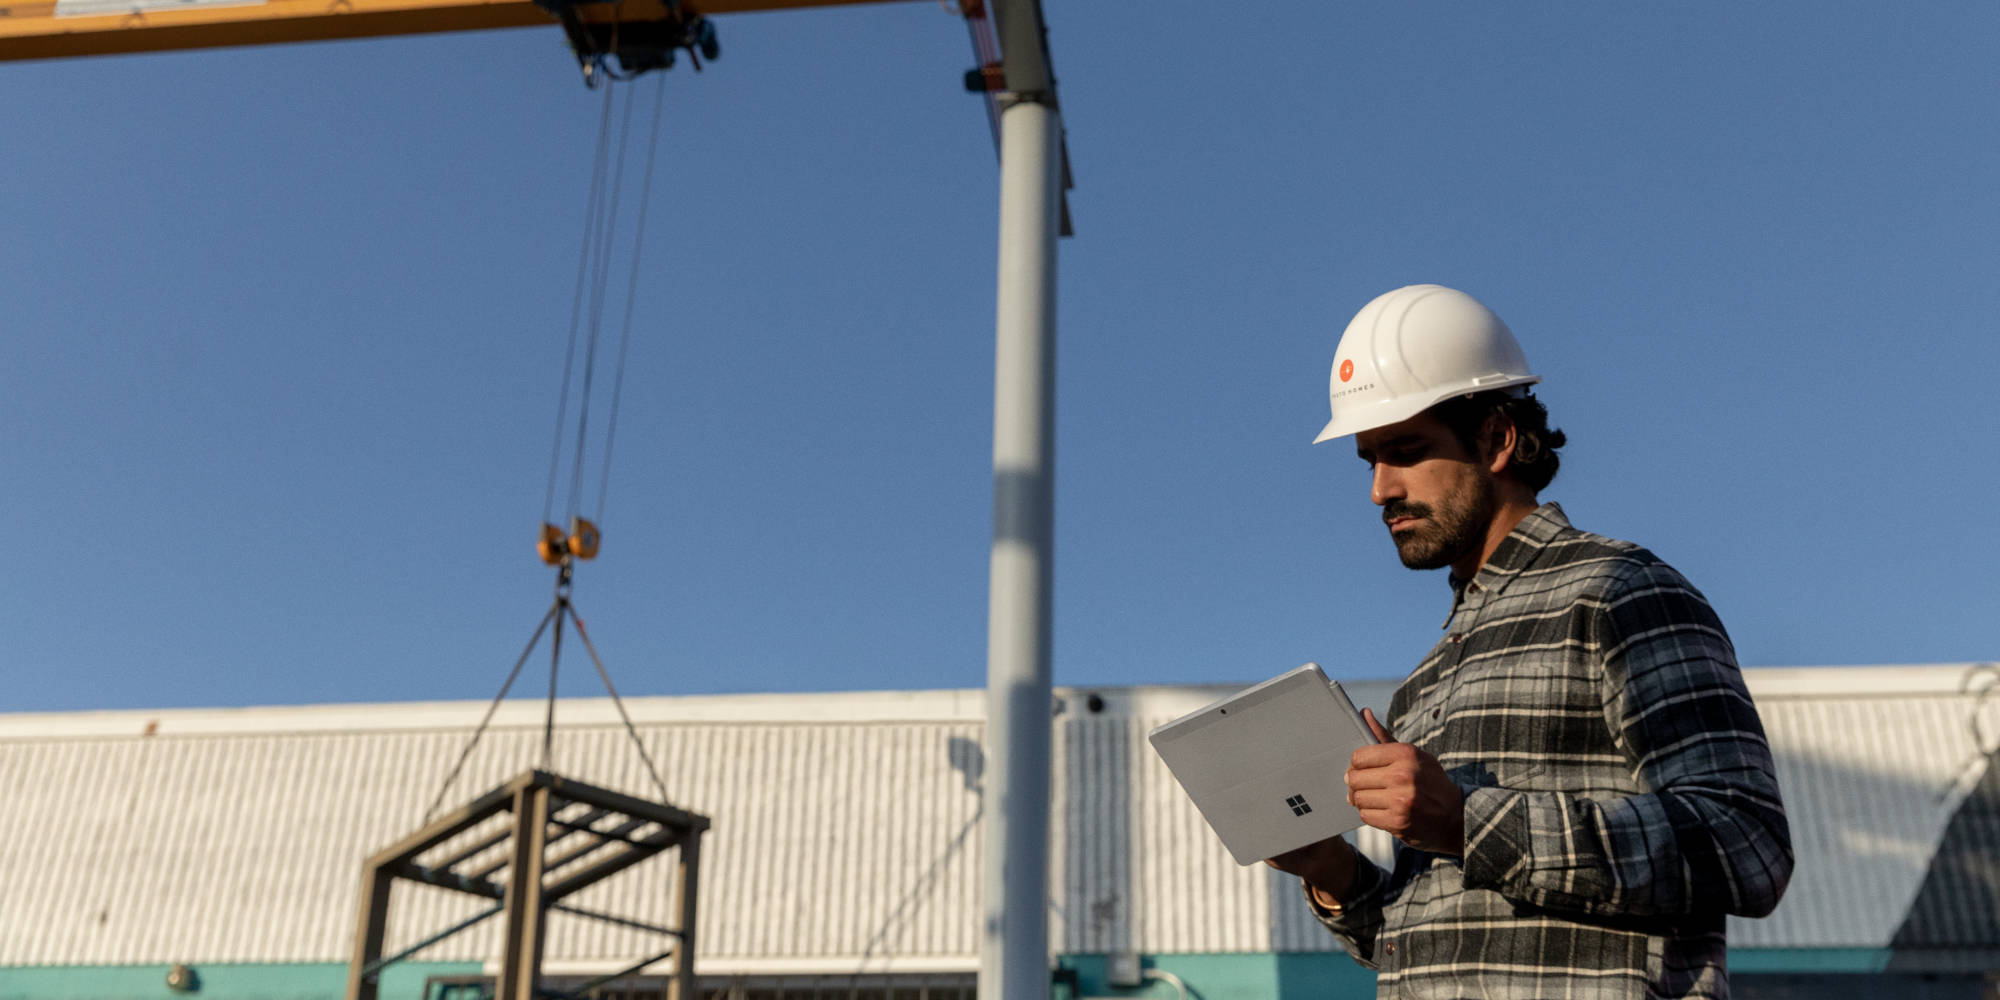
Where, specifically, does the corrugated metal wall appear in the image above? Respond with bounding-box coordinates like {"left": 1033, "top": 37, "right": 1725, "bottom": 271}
{"left": 1, "top": 667, "right": 1994, "bottom": 971}
{"left": 1051, "top": 711, "right": 1383, "bottom": 957}
{"left": 1731, "top": 689, "right": 1995, "bottom": 948}
{"left": 0, "top": 718, "right": 988, "bottom": 970}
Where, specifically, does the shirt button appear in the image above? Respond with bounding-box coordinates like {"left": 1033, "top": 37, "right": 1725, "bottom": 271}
{"left": 1431, "top": 708, "right": 1441, "bottom": 720}
{"left": 1385, "top": 943, "right": 1396, "bottom": 955}
{"left": 1447, "top": 633, "right": 1462, "bottom": 644}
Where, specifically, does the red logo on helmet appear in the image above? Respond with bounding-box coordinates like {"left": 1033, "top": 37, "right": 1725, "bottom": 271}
{"left": 1339, "top": 359, "right": 1355, "bottom": 383}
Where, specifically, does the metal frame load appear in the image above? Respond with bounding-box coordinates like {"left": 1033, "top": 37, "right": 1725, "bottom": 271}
{"left": 345, "top": 769, "right": 710, "bottom": 1000}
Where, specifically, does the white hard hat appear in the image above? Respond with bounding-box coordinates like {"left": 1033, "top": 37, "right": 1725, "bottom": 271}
{"left": 1313, "top": 284, "right": 1541, "bottom": 443}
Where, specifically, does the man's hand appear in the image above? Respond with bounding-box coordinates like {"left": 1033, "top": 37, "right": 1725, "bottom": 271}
{"left": 1348, "top": 708, "right": 1465, "bottom": 856}
{"left": 1264, "top": 833, "right": 1358, "bottom": 905}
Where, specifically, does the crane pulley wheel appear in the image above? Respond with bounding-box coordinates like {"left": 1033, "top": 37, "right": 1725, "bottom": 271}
{"left": 538, "top": 518, "right": 602, "bottom": 565}
{"left": 538, "top": 523, "right": 568, "bottom": 566}
{"left": 569, "top": 517, "right": 602, "bottom": 560}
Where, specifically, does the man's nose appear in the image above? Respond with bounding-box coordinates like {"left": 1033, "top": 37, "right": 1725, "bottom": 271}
{"left": 1371, "top": 464, "right": 1404, "bottom": 507}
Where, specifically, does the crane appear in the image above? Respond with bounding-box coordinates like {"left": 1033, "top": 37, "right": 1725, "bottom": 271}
{"left": 2, "top": 0, "right": 1068, "bottom": 995}
{"left": 7, "top": 0, "right": 872, "bottom": 82}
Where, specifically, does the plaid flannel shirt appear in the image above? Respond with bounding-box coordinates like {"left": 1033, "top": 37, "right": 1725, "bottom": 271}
{"left": 1309, "top": 503, "right": 1793, "bottom": 999}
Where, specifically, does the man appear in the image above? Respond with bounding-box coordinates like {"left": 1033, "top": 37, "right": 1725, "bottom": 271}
{"left": 1268, "top": 284, "right": 1792, "bottom": 998}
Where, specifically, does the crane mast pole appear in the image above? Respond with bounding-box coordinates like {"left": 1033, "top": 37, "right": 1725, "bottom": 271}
{"left": 981, "top": 79, "right": 1060, "bottom": 1000}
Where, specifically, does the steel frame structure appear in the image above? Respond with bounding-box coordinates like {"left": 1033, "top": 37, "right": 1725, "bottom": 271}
{"left": 346, "top": 768, "right": 710, "bottom": 1000}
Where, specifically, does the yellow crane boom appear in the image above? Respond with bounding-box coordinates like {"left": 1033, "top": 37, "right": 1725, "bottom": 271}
{"left": 0, "top": 0, "right": 901, "bottom": 62}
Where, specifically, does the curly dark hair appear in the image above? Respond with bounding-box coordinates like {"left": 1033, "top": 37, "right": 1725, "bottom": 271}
{"left": 1429, "top": 390, "right": 1567, "bottom": 492}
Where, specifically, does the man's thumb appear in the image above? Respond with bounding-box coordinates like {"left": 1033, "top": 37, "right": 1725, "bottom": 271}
{"left": 1363, "top": 707, "right": 1395, "bottom": 744}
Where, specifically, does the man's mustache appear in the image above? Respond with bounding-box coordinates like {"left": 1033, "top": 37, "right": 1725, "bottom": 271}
{"left": 1383, "top": 500, "right": 1431, "bottom": 524}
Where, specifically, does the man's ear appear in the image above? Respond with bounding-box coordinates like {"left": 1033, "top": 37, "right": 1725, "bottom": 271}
{"left": 1483, "top": 412, "right": 1518, "bottom": 477}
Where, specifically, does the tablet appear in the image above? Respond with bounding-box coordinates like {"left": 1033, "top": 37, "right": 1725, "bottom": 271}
{"left": 1147, "top": 662, "right": 1378, "bottom": 866}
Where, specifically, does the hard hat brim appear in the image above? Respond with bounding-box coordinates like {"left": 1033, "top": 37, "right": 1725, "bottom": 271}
{"left": 1312, "top": 374, "right": 1542, "bottom": 444}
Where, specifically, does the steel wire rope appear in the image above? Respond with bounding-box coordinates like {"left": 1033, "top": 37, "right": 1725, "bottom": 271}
{"left": 423, "top": 77, "right": 679, "bottom": 829}
{"left": 545, "top": 83, "right": 621, "bottom": 526}
{"left": 540, "top": 82, "right": 624, "bottom": 778}
{"left": 564, "top": 79, "right": 640, "bottom": 527}
{"left": 593, "top": 71, "right": 669, "bottom": 525}
{"left": 548, "top": 78, "right": 674, "bottom": 796}
{"left": 423, "top": 604, "right": 562, "bottom": 824}
{"left": 466, "top": 77, "right": 676, "bottom": 804}
{"left": 543, "top": 593, "right": 568, "bottom": 771}
{"left": 568, "top": 74, "right": 675, "bottom": 802}
{"left": 568, "top": 602, "right": 672, "bottom": 802}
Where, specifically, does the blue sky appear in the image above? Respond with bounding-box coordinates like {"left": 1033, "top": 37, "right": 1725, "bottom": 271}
{"left": 4, "top": 2, "right": 1996, "bottom": 712}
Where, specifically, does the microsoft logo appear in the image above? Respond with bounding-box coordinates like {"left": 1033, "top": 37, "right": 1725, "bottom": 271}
{"left": 1286, "top": 794, "right": 1312, "bottom": 817}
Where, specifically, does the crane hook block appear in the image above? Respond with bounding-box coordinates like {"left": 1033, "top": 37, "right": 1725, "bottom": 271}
{"left": 569, "top": 518, "right": 601, "bottom": 560}
{"left": 538, "top": 522, "right": 568, "bottom": 566}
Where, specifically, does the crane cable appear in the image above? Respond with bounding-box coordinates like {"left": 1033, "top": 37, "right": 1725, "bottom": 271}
{"left": 542, "top": 83, "right": 616, "bottom": 530}
{"left": 597, "top": 74, "right": 670, "bottom": 527}
{"left": 542, "top": 72, "right": 668, "bottom": 549}
{"left": 426, "top": 74, "right": 673, "bottom": 822}
{"left": 563, "top": 80, "right": 637, "bottom": 529}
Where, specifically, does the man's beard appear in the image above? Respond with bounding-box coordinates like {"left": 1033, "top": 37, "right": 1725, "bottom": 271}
{"left": 1383, "top": 473, "right": 1497, "bottom": 571}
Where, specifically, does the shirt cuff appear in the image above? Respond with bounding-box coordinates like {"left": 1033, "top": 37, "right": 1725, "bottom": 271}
{"left": 1461, "top": 784, "right": 1531, "bottom": 891}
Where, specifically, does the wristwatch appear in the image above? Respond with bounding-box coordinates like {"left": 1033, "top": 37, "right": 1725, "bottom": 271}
{"left": 1306, "top": 881, "right": 1344, "bottom": 914}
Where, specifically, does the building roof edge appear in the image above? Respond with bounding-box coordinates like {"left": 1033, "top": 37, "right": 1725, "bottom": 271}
{"left": 2, "top": 663, "right": 1989, "bottom": 740}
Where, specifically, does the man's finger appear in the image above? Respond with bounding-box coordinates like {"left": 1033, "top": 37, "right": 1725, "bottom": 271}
{"left": 1355, "top": 807, "right": 1405, "bottom": 836}
{"left": 1344, "top": 764, "right": 1403, "bottom": 790}
{"left": 1349, "top": 741, "right": 1416, "bottom": 772}
{"left": 1363, "top": 707, "right": 1394, "bottom": 743}
{"left": 1349, "top": 788, "right": 1396, "bottom": 810}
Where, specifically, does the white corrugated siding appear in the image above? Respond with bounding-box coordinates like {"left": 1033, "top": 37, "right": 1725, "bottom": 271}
{"left": 1729, "top": 691, "right": 1993, "bottom": 948}
{"left": 1, "top": 666, "right": 1994, "bottom": 969}
{"left": 1053, "top": 707, "right": 1396, "bottom": 958}
{"left": 1057, "top": 713, "right": 1293, "bottom": 955}
{"left": 0, "top": 717, "right": 985, "bottom": 969}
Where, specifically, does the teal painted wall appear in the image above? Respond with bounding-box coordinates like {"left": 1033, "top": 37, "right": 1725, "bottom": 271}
{"left": 1056, "top": 948, "right": 1878, "bottom": 999}
{"left": 0, "top": 950, "right": 1892, "bottom": 1000}
{"left": 0, "top": 962, "right": 481, "bottom": 1000}
{"left": 1729, "top": 948, "right": 1890, "bottom": 974}
{"left": 1059, "top": 953, "right": 1376, "bottom": 1000}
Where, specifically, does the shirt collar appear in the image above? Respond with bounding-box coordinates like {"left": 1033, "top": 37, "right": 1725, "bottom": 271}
{"left": 1447, "top": 501, "right": 1572, "bottom": 607}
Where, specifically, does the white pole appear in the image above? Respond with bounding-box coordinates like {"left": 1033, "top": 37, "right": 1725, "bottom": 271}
{"left": 981, "top": 93, "right": 1060, "bottom": 1000}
